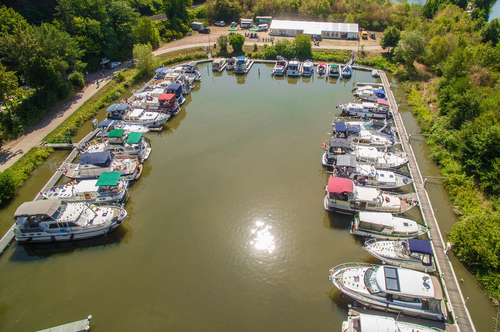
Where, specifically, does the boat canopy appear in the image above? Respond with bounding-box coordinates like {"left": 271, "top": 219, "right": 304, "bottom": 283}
{"left": 373, "top": 89, "right": 385, "bottom": 98}
{"left": 166, "top": 83, "right": 182, "bottom": 96}
{"left": 328, "top": 177, "right": 353, "bottom": 194}
{"left": 126, "top": 132, "right": 143, "bottom": 144}
{"left": 318, "top": 62, "right": 325, "bottom": 66}
{"left": 108, "top": 129, "right": 125, "bottom": 138}
{"left": 155, "top": 67, "right": 167, "bottom": 73}
{"left": 378, "top": 99, "right": 390, "bottom": 106}
{"left": 329, "top": 138, "right": 352, "bottom": 149}
{"left": 331, "top": 64, "right": 338, "bottom": 68}
{"left": 106, "top": 103, "right": 129, "bottom": 113}
{"left": 95, "top": 172, "right": 122, "bottom": 186}
{"left": 334, "top": 122, "right": 347, "bottom": 132}
{"left": 336, "top": 155, "right": 357, "bottom": 168}
{"left": 15, "top": 200, "right": 62, "bottom": 218}
{"left": 158, "top": 93, "right": 176, "bottom": 102}
{"left": 408, "top": 239, "right": 433, "bottom": 255}
{"left": 98, "top": 120, "right": 118, "bottom": 128}
{"left": 78, "top": 151, "right": 114, "bottom": 167}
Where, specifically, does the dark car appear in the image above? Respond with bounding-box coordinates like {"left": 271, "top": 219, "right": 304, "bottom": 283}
{"left": 199, "top": 28, "right": 211, "bottom": 34}
{"left": 370, "top": 32, "right": 376, "bottom": 39}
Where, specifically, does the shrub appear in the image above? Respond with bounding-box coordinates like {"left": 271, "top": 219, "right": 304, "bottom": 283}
{"left": 68, "top": 72, "right": 86, "bottom": 90}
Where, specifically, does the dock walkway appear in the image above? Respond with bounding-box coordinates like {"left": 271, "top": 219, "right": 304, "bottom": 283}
{"left": 380, "top": 71, "right": 475, "bottom": 332}
{"left": 37, "top": 315, "right": 91, "bottom": 332}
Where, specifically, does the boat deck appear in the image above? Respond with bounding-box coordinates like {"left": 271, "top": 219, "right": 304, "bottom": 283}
{"left": 380, "top": 71, "right": 475, "bottom": 332}
{"left": 36, "top": 315, "right": 91, "bottom": 332}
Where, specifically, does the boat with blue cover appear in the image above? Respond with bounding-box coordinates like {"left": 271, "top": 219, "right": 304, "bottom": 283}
{"left": 166, "top": 83, "right": 186, "bottom": 105}
{"left": 363, "top": 238, "right": 436, "bottom": 272}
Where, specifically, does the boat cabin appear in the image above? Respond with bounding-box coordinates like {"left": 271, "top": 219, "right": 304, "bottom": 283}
{"left": 79, "top": 151, "right": 114, "bottom": 167}
{"left": 14, "top": 200, "right": 79, "bottom": 230}
{"left": 106, "top": 103, "right": 132, "bottom": 120}
{"left": 166, "top": 83, "right": 183, "bottom": 98}
{"left": 158, "top": 93, "right": 178, "bottom": 112}
{"left": 322, "top": 138, "right": 353, "bottom": 165}
{"left": 354, "top": 211, "right": 421, "bottom": 236}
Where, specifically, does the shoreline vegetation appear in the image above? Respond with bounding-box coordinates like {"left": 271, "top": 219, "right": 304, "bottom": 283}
{"left": 1, "top": 0, "right": 500, "bottom": 303}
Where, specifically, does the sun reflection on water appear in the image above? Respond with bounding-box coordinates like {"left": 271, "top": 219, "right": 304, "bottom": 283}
{"left": 249, "top": 220, "right": 275, "bottom": 254}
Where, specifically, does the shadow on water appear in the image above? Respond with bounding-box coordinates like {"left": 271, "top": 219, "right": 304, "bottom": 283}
{"left": 329, "top": 77, "right": 340, "bottom": 85}
{"left": 287, "top": 77, "right": 299, "bottom": 85}
{"left": 323, "top": 211, "right": 352, "bottom": 231}
{"left": 327, "top": 286, "right": 353, "bottom": 314}
{"left": 9, "top": 222, "right": 133, "bottom": 260}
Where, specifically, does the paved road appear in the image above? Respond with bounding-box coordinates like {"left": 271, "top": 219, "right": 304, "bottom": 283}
{"left": 0, "top": 40, "right": 381, "bottom": 172}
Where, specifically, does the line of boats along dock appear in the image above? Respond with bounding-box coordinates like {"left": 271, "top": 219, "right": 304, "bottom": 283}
{"left": 5, "top": 58, "right": 462, "bottom": 331}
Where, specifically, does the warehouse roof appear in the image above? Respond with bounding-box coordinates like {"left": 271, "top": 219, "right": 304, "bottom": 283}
{"left": 270, "top": 20, "right": 358, "bottom": 34}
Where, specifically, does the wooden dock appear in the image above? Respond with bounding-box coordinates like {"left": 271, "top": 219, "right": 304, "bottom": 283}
{"left": 0, "top": 128, "right": 100, "bottom": 256}
{"left": 37, "top": 315, "right": 91, "bottom": 332}
{"left": 380, "top": 71, "right": 475, "bottom": 332}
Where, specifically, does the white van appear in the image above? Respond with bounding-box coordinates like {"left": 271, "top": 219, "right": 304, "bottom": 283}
{"left": 258, "top": 24, "right": 268, "bottom": 31}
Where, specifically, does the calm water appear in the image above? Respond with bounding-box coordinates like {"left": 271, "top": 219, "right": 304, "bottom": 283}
{"left": 0, "top": 64, "right": 495, "bottom": 331}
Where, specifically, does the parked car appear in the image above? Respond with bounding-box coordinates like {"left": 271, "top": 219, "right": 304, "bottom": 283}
{"left": 370, "top": 32, "right": 376, "bottom": 39}
{"left": 214, "top": 21, "right": 225, "bottom": 26}
{"left": 199, "top": 28, "right": 211, "bottom": 34}
{"left": 231, "top": 22, "right": 237, "bottom": 27}
{"left": 108, "top": 61, "right": 121, "bottom": 69}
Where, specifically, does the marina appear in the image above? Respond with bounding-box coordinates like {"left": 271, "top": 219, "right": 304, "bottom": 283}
{"left": 0, "top": 62, "right": 488, "bottom": 331}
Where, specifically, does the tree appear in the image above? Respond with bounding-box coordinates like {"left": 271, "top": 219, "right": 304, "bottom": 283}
{"left": 393, "top": 30, "right": 426, "bottom": 69}
{"left": 133, "top": 43, "right": 160, "bottom": 77}
{"left": 163, "top": 0, "right": 192, "bottom": 22}
{"left": 482, "top": 18, "right": 500, "bottom": 46}
{"left": 217, "top": 35, "right": 229, "bottom": 53}
{"left": 134, "top": 16, "right": 161, "bottom": 49}
{"left": 229, "top": 34, "right": 245, "bottom": 52}
{"left": 380, "top": 26, "right": 401, "bottom": 53}
{"left": 293, "top": 34, "right": 312, "bottom": 59}
{"left": 344, "top": 13, "right": 355, "bottom": 23}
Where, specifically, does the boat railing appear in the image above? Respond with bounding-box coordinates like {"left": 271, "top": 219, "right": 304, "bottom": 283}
{"left": 330, "top": 262, "right": 374, "bottom": 277}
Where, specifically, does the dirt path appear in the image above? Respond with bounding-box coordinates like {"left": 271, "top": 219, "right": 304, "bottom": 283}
{"left": 0, "top": 28, "right": 381, "bottom": 172}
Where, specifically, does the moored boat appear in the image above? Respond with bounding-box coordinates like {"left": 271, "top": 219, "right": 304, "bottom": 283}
{"left": 212, "top": 57, "right": 227, "bottom": 72}
{"left": 59, "top": 151, "right": 142, "bottom": 181}
{"left": 351, "top": 211, "right": 429, "bottom": 239}
{"left": 106, "top": 104, "right": 169, "bottom": 127}
{"left": 316, "top": 62, "right": 327, "bottom": 75}
{"left": 363, "top": 238, "right": 436, "bottom": 272}
{"left": 301, "top": 60, "right": 313, "bottom": 76}
{"left": 341, "top": 65, "right": 352, "bottom": 78}
{"left": 355, "top": 145, "right": 408, "bottom": 169}
{"left": 166, "top": 83, "right": 186, "bottom": 105}
{"left": 342, "top": 312, "right": 444, "bottom": 332}
{"left": 158, "top": 93, "right": 180, "bottom": 117}
{"left": 323, "top": 177, "right": 418, "bottom": 214}
{"left": 41, "top": 172, "right": 129, "bottom": 204}
{"left": 226, "top": 57, "right": 236, "bottom": 70}
{"left": 287, "top": 58, "right": 301, "bottom": 77}
{"left": 372, "top": 69, "right": 380, "bottom": 78}
{"left": 328, "top": 155, "right": 413, "bottom": 190}
{"left": 329, "top": 263, "right": 447, "bottom": 321}
{"left": 337, "top": 102, "right": 391, "bottom": 119}
{"left": 13, "top": 200, "right": 128, "bottom": 243}
{"left": 234, "top": 56, "right": 250, "bottom": 74}
{"left": 331, "top": 121, "right": 398, "bottom": 148}
{"left": 329, "top": 63, "right": 340, "bottom": 77}
{"left": 272, "top": 56, "right": 288, "bottom": 76}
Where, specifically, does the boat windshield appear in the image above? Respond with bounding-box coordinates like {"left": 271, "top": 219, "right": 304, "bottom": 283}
{"left": 364, "top": 266, "right": 382, "bottom": 294}
{"left": 50, "top": 204, "right": 67, "bottom": 220}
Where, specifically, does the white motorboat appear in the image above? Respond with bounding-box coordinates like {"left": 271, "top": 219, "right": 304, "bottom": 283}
{"left": 372, "top": 69, "right": 380, "bottom": 78}
{"left": 351, "top": 211, "right": 429, "bottom": 239}
{"left": 106, "top": 104, "right": 169, "bottom": 127}
{"left": 316, "top": 62, "right": 327, "bottom": 75}
{"left": 337, "top": 102, "right": 391, "bottom": 119}
{"left": 182, "top": 62, "right": 202, "bottom": 81}
{"left": 272, "top": 56, "right": 288, "bottom": 76}
{"left": 342, "top": 313, "right": 444, "bottom": 332}
{"left": 301, "top": 60, "right": 313, "bottom": 76}
{"left": 333, "top": 118, "right": 396, "bottom": 138}
{"left": 328, "top": 155, "right": 413, "bottom": 190}
{"left": 41, "top": 172, "right": 129, "bottom": 204}
{"left": 80, "top": 129, "right": 151, "bottom": 163}
{"left": 323, "top": 177, "right": 418, "bottom": 214}
{"left": 329, "top": 263, "right": 447, "bottom": 321}
{"left": 234, "top": 56, "right": 250, "bottom": 74}
{"left": 286, "top": 58, "right": 301, "bottom": 77}
{"left": 212, "top": 57, "right": 227, "bottom": 72}
{"left": 226, "top": 57, "right": 236, "bottom": 70}
{"left": 59, "top": 151, "right": 142, "bottom": 181}
{"left": 363, "top": 238, "right": 436, "bottom": 272}
{"left": 13, "top": 200, "right": 128, "bottom": 243}
{"left": 329, "top": 63, "right": 340, "bottom": 77}
{"left": 331, "top": 121, "right": 398, "bottom": 148}
{"left": 96, "top": 120, "right": 149, "bottom": 138}
{"left": 355, "top": 146, "right": 408, "bottom": 169}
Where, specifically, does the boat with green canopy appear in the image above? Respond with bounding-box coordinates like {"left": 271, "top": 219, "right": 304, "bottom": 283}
{"left": 80, "top": 129, "right": 151, "bottom": 163}
{"left": 41, "top": 172, "right": 129, "bottom": 204}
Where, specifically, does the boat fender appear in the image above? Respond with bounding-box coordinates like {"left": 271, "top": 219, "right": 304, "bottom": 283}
{"left": 70, "top": 234, "right": 74, "bottom": 240}
{"left": 340, "top": 293, "right": 345, "bottom": 299}
{"left": 51, "top": 236, "right": 56, "bottom": 242}
{"left": 108, "top": 226, "right": 113, "bottom": 234}
{"left": 27, "top": 237, "right": 32, "bottom": 242}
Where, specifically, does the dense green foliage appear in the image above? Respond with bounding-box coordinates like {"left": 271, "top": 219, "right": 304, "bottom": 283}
{"left": 0, "top": 147, "right": 53, "bottom": 206}
{"left": 384, "top": 4, "right": 500, "bottom": 299}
